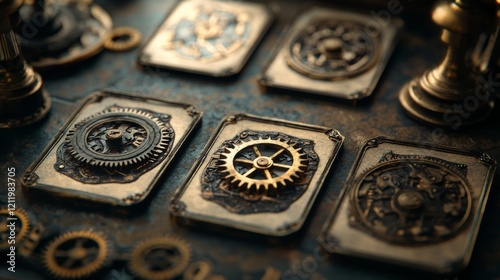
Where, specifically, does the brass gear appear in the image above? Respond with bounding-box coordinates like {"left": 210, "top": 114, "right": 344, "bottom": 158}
{"left": 128, "top": 236, "right": 191, "bottom": 280}
{"left": 65, "top": 107, "right": 172, "bottom": 168}
{"left": 43, "top": 230, "right": 110, "bottom": 279}
{"left": 217, "top": 137, "right": 308, "bottom": 191}
{"left": 0, "top": 208, "right": 30, "bottom": 250}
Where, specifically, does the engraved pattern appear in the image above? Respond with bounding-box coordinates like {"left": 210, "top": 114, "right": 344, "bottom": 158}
{"left": 163, "top": 3, "right": 250, "bottom": 62}
{"left": 286, "top": 20, "right": 379, "bottom": 80}
{"left": 350, "top": 152, "right": 471, "bottom": 243}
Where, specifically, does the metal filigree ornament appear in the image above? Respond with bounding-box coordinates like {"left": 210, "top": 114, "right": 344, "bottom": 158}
{"left": 163, "top": 4, "right": 250, "bottom": 62}
{"left": 201, "top": 130, "right": 319, "bottom": 214}
{"left": 285, "top": 20, "right": 379, "bottom": 80}
{"left": 55, "top": 106, "right": 174, "bottom": 184}
{"left": 350, "top": 153, "right": 471, "bottom": 244}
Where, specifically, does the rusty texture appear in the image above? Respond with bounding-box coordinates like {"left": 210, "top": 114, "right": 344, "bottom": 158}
{"left": 0, "top": 0, "right": 499, "bottom": 279}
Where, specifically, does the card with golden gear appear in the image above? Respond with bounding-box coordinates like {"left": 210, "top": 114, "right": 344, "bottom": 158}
{"left": 258, "top": 6, "right": 403, "bottom": 99}
{"left": 21, "top": 90, "right": 202, "bottom": 206}
{"left": 319, "top": 137, "right": 496, "bottom": 274}
{"left": 170, "top": 114, "right": 344, "bottom": 236}
{"left": 138, "top": 0, "right": 276, "bottom": 77}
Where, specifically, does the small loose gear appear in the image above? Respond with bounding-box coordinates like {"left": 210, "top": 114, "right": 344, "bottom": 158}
{"left": 55, "top": 106, "right": 174, "bottom": 183}
{"left": 217, "top": 136, "right": 308, "bottom": 192}
{"left": 104, "top": 26, "right": 142, "bottom": 52}
{"left": 43, "top": 229, "right": 111, "bottom": 279}
{"left": 285, "top": 20, "right": 379, "bottom": 80}
{"left": 0, "top": 208, "right": 30, "bottom": 250}
{"left": 163, "top": 3, "right": 250, "bottom": 62}
{"left": 350, "top": 153, "right": 472, "bottom": 244}
{"left": 128, "top": 236, "right": 191, "bottom": 280}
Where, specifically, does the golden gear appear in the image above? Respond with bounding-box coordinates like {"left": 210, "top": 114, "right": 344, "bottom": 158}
{"left": 0, "top": 208, "right": 30, "bottom": 251}
{"left": 217, "top": 137, "right": 308, "bottom": 191}
{"left": 129, "top": 236, "right": 191, "bottom": 280}
{"left": 43, "top": 230, "right": 110, "bottom": 279}
{"left": 104, "top": 26, "right": 143, "bottom": 52}
{"left": 19, "top": 223, "right": 45, "bottom": 258}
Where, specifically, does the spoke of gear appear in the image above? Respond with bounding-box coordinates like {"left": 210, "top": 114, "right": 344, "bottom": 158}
{"left": 217, "top": 136, "right": 308, "bottom": 192}
{"left": 0, "top": 208, "right": 30, "bottom": 251}
{"left": 64, "top": 107, "right": 172, "bottom": 168}
{"left": 43, "top": 229, "right": 110, "bottom": 279}
{"left": 128, "top": 236, "right": 191, "bottom": 280}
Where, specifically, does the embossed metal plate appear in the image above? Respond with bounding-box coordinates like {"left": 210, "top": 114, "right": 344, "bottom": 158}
{"left": 170, "top": 114, "right": 343, "bottom": 236}
{"left": 319, "top": 137, "right": 496, "bottom": 274}
{"left": 138, "top": 0, "right": 275, "bottom": 77}
{"left": 21, "top": 91, "right": 202, "bottom": 206}
{"left": 258, "top": 6, "right": 403, "bottom": 99}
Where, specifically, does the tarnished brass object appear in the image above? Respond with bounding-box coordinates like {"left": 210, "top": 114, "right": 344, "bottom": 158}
{"left": 399, "top": 0, "right": 495, "bottom": 127}
{"left": 17, "top": 0, "right": 112, "bottom": 70}
{"left": 138, "top": 0, "right": 275, "bottom": 77}
{"left": 42, "top": 229, "right": 112, "bottom": 279}
{"left": 104, "top": 26, "right": 142, "bottom": 52}
{"left": 170, "top": 114, "right": 344, "bottom": 236}
{"left": 258, "top": 6, "right": 403, "bottom": 100}
{"left": 21, "top": 90, "right": 202, "bottom": 205}
{"left": 128, "top": 236, "right": 191, "bottom": 280}
{"left": 320, "top": 137, "right": 496, "bottom": 274}
{"left": 0, "top": 0, "right": 51, "bottom": 128}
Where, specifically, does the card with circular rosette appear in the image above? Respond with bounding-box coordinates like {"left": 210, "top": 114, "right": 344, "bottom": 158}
{"left": 258, "top": 5, "right": 403, "bottom": 100}
{"left": 22, "top": 90, "right": 202, "bottom": 206}
{"left": 138, "top": 0, "right": 276, "bottom": 77}
{"left": 170, "top": 113, "right": 344, "bottom": 236}
{"left": 319, "top": 137, "right": 496, "bottom": 274}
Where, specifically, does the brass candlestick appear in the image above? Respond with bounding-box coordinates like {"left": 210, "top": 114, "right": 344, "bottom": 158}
{"left": 399, "top": 0, "right": 495, "bottom": 128}
{"left": 0, "top": 0, "right": 51, "bottom": 128}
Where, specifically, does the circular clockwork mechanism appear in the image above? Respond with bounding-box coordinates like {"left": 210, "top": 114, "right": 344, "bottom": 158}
{"left": 56, "top": 106, "right": 174, "bottom": 184}
{"left": 217, "top": 136, "right": 308, "bottom": 192}
{"left": 350, "top": 157, "right": 472, "bottom": 244}
{"left": 285, "top": 20, "right": 379, "bottom": 80}
{"left": 163, "top": 4, "right": 250, "bottom": 62}
{"left": 128, "top": 236, "right": 191, "bottom": 280}
{"left": 43, "top": 230, "right": 111, "bottom": 279}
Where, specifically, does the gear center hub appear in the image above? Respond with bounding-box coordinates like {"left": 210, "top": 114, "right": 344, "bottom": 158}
{"left": 254, "top": 157, "right": 273, "bottom": 169}
{"left": 318, "top": 38, "right": 343, "bottom": 58}
{"left": 396, "top": 190, "right": 425, "bottom": 211}
{"left": 195, "top": 21, "right": 222, "bottom": 40}
{"left": 69, "top": 246, "right": 88, "bottom": 260}
{"left": 105, "top": 129, "right": 123, "bottom": 142}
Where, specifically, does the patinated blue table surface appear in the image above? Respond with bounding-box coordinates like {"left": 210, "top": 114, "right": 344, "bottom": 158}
{"left": 1, "top": 0, "right": 498, "bottom": 279}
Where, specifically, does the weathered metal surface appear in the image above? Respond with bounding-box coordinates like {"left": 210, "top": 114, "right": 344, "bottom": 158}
{"left": 0, "top": 0, "right": 499, "bottom": 279}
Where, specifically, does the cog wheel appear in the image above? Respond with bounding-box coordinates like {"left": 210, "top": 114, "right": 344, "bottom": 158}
{"left": 64, "top": 106, "right": 172, "bottom": 168}
{"left": 286, "top": 20, "right": 379, "bottom": 80}
{"left": 128, "top": 236, "right": 191, "bottom": 280}
{"left": 0, "top": 208, "right": 30, "bottom": 251}
{"left": 217, "top": 137, "right": 308, "bottom": 191}
{"left": 43, "top": 230, "right": 110, "bottom": 279}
